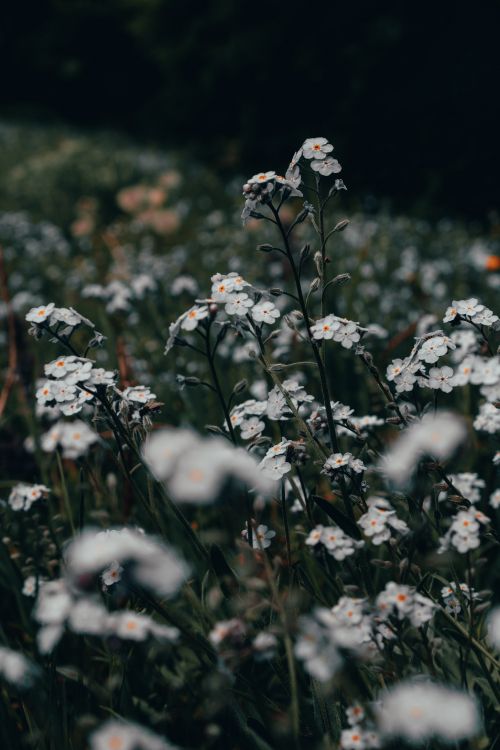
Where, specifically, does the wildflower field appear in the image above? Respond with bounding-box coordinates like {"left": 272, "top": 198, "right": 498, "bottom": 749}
{"left": 1, "top": 123, "right": 499, "bottom": 750}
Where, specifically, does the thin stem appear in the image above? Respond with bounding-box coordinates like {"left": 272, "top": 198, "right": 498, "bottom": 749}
{"left": 205, "top": 323, "right": 237, "bottom": 443}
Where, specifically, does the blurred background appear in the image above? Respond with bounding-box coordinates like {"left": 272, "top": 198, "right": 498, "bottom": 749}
{"left": 2, "top": 0, "right": 499, "bottom": 219}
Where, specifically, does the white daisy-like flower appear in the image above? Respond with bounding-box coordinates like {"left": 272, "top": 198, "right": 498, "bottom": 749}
{"left": 25, "top": 302, "right": 55, "bottom": 324}
{"left": 239, "top": 416, "right": 265, "bottom": 440}
{"left": 333, "top": 322, "right": 361, "bottom": 349}
{"left": 248, "top": 171, "right": 276, "bottom": 184}
{"left": 251, "top": 301, "right": 280, "bottom": 325}
{"left": 310, "top": 156, "right": 342, "bottom": 176}
{"left": 122, "top": 385, "right": 156, "bottom": 403}
{"left": 259, "top": 454, "right": 291, "bottom": 480}
{"left": 180, "top": 305, "right": 209, "bottom": 331}
{"left": 311, "top": 314, "right": 342, "bottom": 340}
{"left": 224, "top": 292, "right": 254, "bottom": 316}
{"left": 426, "top": 366, "right": 454, "bottom": 393}
{"left": 376, "top": 680, "right": 480, "bottom": 744}
{"left": 50, "top": 307, "right": 84, "bottom": 327}
{"left": 302, "top": 137, "right": 334, "bottom": 160}
{"left": 101, "top": 560, "right": 124, "bottom": 587}
{"left": 89, "top": 719, "right": 174, "bottom": 750}
{"left": 418, "top": 335, "right": 455, "bottom": 364}
{"left": 489, "top": 488, "right": 500, "bottom": 509}
{"left": 244, "top": 523, "right": 276, "bottom": 550}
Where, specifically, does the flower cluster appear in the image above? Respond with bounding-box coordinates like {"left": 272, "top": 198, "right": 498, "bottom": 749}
{"left": 376, "top": 582, "right": 435, "bottom": 628}
{"left": 36, "top": 355, "right": 116, "bottom": 416}
{"left": 36, "top": 419, "right": 99, "bottom": 459}
{"left": 438, "top": 507, "right": 491, "bottom": 553}
{"left": 143, "top": 427, "right": 273, "bottom": 502}
{"left": 357, "top": 497, "right": 409, "bottom": 545}
{"left": 7, "top": 483, "right": 49, "bottom": 511}
{"left": 306, "top": 524, "right": 363, "bottom": 561}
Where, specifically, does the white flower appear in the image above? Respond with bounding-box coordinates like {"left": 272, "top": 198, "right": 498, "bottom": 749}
{"left": 110, "top": 611, "right": 152, "bottom": 641}
{"left": 211, "top": 272, "right": 249, "bottom": 300}
{"left": 89, "top": 719, "right": 174, "bottom": 750}
{"left": 224, "top": 292, "right": 254, "bottom": 316}
{"left": 65, "top": 528, "right": 189, "bottom": 598}
{"left": 248, "top": 171, "right": 276, "bottom": 184}
{"left": 333, "top": 322, "right": 361, "bottom": 349}
{"left": 142, "top": 428, "right": 199, "bottom": 480}
{"left": 25, "top": 302, "right": 55, "bottom": 323}
{"left": 294, "top": 610, "right": 342, "bottom": 682}
{"left": 101, "top": 560, "right": 123, "bottom": 587}
{"left": 321, "top": 526, "right": 359, "bottom": 561}
{"left": 305, "top": 525, "right": 325, "bottom": 546}
{"left": 88, "top": 368, "right": 116, "bottom": 386}
{"left": 346, "top": 705, "right": 365, "bottom": 726}
{"left": 22, "top": 575, "right": 38, "bottom": 597}
{"left": 51, "top": 381, "right": 78, "bottom": 403}
{"left": 239, "top": 416, "right": 265, "bottom": 440}
{"left": 418, "top": 335, "right": 455, "bottom": 363}
{"left": 439, "top": 507, "right": 489, "bottom": 554}
{"left": 34, "top": 579, "right": 73, "bottom": 627}
{"left": 489, "top": 488, "right": 500, "bottom": 509}
{"left": 68, "top": 598, "right": 110, "bottom": 636}
{"left": 251, "top": 301, "right": 280, "bottom": 325}
{"left": 456, "top": 298, "right": 484, "bottom": 317}
{"left": 180, "top": 305, "right": 209, "bottom": 331}
{"left": 340, "top": 727, "right": 366, "bottom": 749}
{"left": 143, "top": 429, "right": 273, "bottom": 502}
{"left": 44, "top": 355, "right": 79, "bottom": 378}
{"left": 443, "top": 303, "right": 460, "bottom": 322}
{"left": 311, "top": 157, "right": 342, "bottom": 176}
{"left": 259, "top": 454, "right": 291, "bottom": 480}
{"left": 451, "top": 356, "right": 475, "bottom": 385}
{"left": 246, "top": 524, "right": 276, "bottom": 550}
{"left": 0, "top": 647, "right": 38, "bottom": 689}
{"left": 8, "top": 483, "right": 49, "bottom": 511}
{"left": 265, "top": 441, "right": 292, "bottom": 460}
{"left": 380, "top": 412, "right": 466, "bottom": 486}
{"left": 444, "top": 472, "right": 485, "bottom": 503}
{"left": 122, "top": 385, "right": 156, "bottom": 403}
{"left": 252, "top": 631, "right": 278, "bottom": 660}
{"left": 386, "top": 358, "right": 405, "bottom": 381}
{"left": 311, "top": 314, "right": 342, "bottom": 340}
{"left": 376, "top": 680, "right": 480, "bottom": 744}
{"left": 324, "top": 452, "right": 350, "bottom": 470}
{"left": 54, "top": 421, "right": 98, "bottom": 459}
{"left": 50, "top": 307, "right": 83, "bottom": 327}
{"left": 302, "top": 137, "right": 334, "bottom": 160}
{"left": 427, "top": 366, "right": 454, "bottom": 393}
{"left": 474, "top": 402, "right": 500, "bottom": 434}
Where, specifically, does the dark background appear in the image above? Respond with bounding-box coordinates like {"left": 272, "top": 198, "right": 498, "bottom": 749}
{"left": 2, "top": 0, "right": 499, "bottom": 218}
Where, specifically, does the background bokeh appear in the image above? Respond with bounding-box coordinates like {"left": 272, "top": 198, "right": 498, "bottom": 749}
{"left": 2, "top": 0, "right": 499, "bottom": 217}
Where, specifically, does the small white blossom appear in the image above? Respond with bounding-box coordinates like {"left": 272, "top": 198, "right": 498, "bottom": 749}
{"left": 376, "top": 680, "right": 480, "bottom": 744}
{"left": 251, "top": 301, "right": 280, "bottom": 325}
{"left": 225, "top": 292, "right": 254, "bottom": 316}
{"left": 25, "top": 302, "right": 55, "bottom": 323}
{"left": 311, "top": 156, "right": 342, "bottom": 176}
{"left": 311, "top": 314, "right": 342, "bottom": 340}
{"left": 180, "top": 305, "right": 209, "bottom": 331}
{"left": 302, "top": 137, "right": 334, "bottom": 160}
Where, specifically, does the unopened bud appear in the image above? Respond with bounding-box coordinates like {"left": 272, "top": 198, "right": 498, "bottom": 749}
{"left": 333, "top": 218, "right": 350, "bottom": 232}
